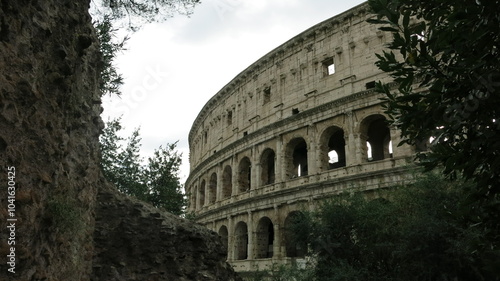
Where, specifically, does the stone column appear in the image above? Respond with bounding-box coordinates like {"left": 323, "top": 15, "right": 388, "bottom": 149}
{"left": 227, "top": 216, "right": 235, "bottom": 262}
{"left": 276, "top": 135, "right": 285, "bottom": 182}
{"left": 354, "top": 133, "right": 368, "bottom": 164}
{"left": 247, "top": 211, "right": 254, "bottom": 259}
{"left": 231, "top": 157, "right": 238, "bottom": 197}
{"left": 203, "top": 179, "right": 208, "bottom": 208}
{"left": 250, "top": 148, "right": 258, "bottom": 190}
{"left": 345, "top": 111, "right": 357, "bottom": 166}
{"left": 273, "top": 205, "right": 282, "bottom": 259}
{"left": 217, "top": 164, "right": 223, "bottom": 202}
{"left": 345, "top": 132, "right": 355, "bottom": 166}
{"left": 254, "top": 162, "right": 262, "bottom": 189}
{"left": 306, "top": 124, "right": 317, "bottom": 175}
{"left": 390, "top": 127, "right": 415, "bottom": 157}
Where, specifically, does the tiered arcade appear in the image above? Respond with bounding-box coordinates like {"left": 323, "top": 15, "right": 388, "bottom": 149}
{"left": 185, "top": 2, "right": 416, "bottom": 273}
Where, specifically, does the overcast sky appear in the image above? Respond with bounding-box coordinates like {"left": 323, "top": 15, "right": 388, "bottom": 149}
{"left": 101, "top": 0, "right": 367, "bottom": 182}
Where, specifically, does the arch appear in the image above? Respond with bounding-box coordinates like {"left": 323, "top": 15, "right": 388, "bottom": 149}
{"left": 284, "top": 211, "right": 307, "bottom": 258}
{"left": 234, "top": 221, "right": 248, "bottom": 260}
{"left": 360, "top": 114, "right": 392, "bottom": 161}
{"left": 260, "top": 148, "right": 276, "bottom": 185}
{"left": 198, "top": 180, "right": 206, "bottom": 209}
{"left": 319, "top": 126, "right": 346, "bottom": 170}
{"left": 222, "top": 165, "right": 232, "bottom": 199}
{"left": 238, "top": 157, "right": 252, "bottom": 193}
{"left": 286, "top": 137, "right": 308, "bottom": 178}
{"left": 208, "top": 173, "right": 217, "bottom": 204}
{"left": 255, "top": 217, "right": 274, "bottom": 259}
{"left": 219, "top": 225, "right": 229, "bottom": 259}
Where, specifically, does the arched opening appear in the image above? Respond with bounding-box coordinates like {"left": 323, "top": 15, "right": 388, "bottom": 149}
{"left": 222, "top": 165, "right": 232, "bottom": 199}
{"left": 260, "top": 149, "right": 276, "bottom": 186}
{"left": 238, "top": 157, "right": 251, "bottom": 193}
{"left": 286, "top": 138, "right": 308, "bottom": 178}
{"left": 208, "top": 173, "right": 217, "bottom": 204}
{"left": 219, "top": 225, "right": 229, "bottom": 259}
{"left": 255, "top": 217, "right": 274, "bottom": 259}
{"left": 234, "top": 221, "right": 248, "bottom": 260}
{"left": 361, "top": 115, "right": 392, "bottom": 161}
{"left": 284, "top": 212, "right": 307, "bottom": 258}
{"left": 320, "top": 126, "right": 346, "bottom": 170}
{"left": 198, "top": 180, "right": 205, "bottom": 209}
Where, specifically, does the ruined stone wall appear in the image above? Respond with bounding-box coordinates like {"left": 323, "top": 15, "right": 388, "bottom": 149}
{"left": 0, "top": 1, "right": 101, "bottom": 279}
{"left": 0, "top": 1, "right": 243, "bottom": 280}
{"left": 186, "top": 2, "right": 418, "bottom": 273}
{"left": 92, "top": 183, "right": 242, "bottom": 281}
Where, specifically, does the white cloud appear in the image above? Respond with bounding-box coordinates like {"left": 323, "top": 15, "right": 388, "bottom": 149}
{"left": 102, "top": 0, "right": 366, "bottom": 183}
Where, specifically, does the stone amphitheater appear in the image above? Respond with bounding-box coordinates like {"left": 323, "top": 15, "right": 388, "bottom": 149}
{"left": 185, "top": 2, "right": 418, "bottom": 274}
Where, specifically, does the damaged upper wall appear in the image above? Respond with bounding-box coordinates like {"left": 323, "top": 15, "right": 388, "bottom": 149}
{"left": 188, "top": 2, "right": 391, "bottom": 170}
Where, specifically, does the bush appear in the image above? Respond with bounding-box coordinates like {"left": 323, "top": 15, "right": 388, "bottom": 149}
{"left": 290, "top": 173, "right": 500, "bottom": 281}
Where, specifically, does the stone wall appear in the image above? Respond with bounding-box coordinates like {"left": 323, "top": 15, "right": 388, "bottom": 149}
{"left": 0, "top": 0, "right": 101, "bottom": 279}
{"left": 92, "top": 183, "right": 242, "bottom": 281}
{"left": 0, "top": 1, "right": 243, "bottom": 280}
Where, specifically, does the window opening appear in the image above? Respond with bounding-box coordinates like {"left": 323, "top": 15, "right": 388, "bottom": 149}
{"left": 366, "top": 81, "right": 376, "bottom": 89}
{"left": 327, "top": 129, "right": 346, "bottom": 169}
{"left": 261, "top": 149, "right": 276, "bottom": 185}
{"left": 288, "top": 138, "right": 308, "bottom": 178}
{"left": 256, "top": 217, "right": 274, "bottom": 259}
{"left": 322, "top": 57, "right": 335, "bottom": 76}
{"left": 263, "top": 87, "right": 271, "bottom": 104}
{"left": 222, "top": 166, "right": 232, "bottom": 199}
{"left": 198, "top": 180, "right": 206, "bottom": 208}
{"left": 328, "top": 150, "right": 339, "bottom": 164}
{"left": 366, "top": 117, "right": 391, "bottom": 161}
{"left": 234, "top": 222, "right": 248, "bottom": 260}
{"left": 227, "top": 110, "right": 233, "bottom": 126}
{"left": 238, "top": 157, "right": 251, "bottom": 192}
{"left": 208, "top": 173, "right": 217, "bottom": 204}
{"left": 219, "top": 226, "right": 229, "bottom": 259}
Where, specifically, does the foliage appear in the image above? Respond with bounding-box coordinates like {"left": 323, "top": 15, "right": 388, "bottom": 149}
{"left": 99, "top": 117, "right": 186, "bottom": 215}
{"left": 91, "top": 0, "right": 200, "bottom": 96}
{"left": 366, "top": 0, "right": 500, "bottom": 197}
{"left": 47, "top": 197, "right": 83, "bottom": 234}
{"left": 94, "top": 15, "right": 127, "bottom": 96}
{"left": 91, "top": 0, "right": 200, "bottom": 31}
{"left": 246, "top": 263, "right": 316, "bottom": 281}
{"left": 143, "top": 143, "right": 185, "bottom": 215}
{"left": 290, "top": 174, "right": 500, "bottom": 281}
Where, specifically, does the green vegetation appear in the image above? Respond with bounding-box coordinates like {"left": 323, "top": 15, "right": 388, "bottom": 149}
{"left": 362, "top": 2, "right": 500, "bottom": 279}
{"left": 47, "top": 197, "right": 83, "bottom": 234}
{"left": 93, "top": 0, "right": 199, "bottom": 215}
{"left": 94, "top": 15, "right": 126, "bottom": 97}
{"left": 245, "top": 263, "right": 315, "bottom": 281}
{"left": 288, "top": 174, "right": 499, "bottom": 280}
{"left": 92, "top": 0, "right": 200, "bottom": 31}
{"left": 92, "top": 0, "right": 201, "bottom": 96}
{"left": 367, "top": 0, "right": 500, "bottom": 197}
{"left": 99, "top": 117, "right": 186, "bottom": 215}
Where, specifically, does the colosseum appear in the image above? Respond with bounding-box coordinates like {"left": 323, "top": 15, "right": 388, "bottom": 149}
{"left": 185, "top": 2, "right": 417, "bottom": 274}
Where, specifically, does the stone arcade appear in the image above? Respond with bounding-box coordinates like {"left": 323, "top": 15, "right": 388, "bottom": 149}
{"left": 186, "top": 2, "right": 418, "bottom": 274}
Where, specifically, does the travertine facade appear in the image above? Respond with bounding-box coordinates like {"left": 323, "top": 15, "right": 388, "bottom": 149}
{"left": 186, "top": 2, "right": 416, "bottom": 273}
